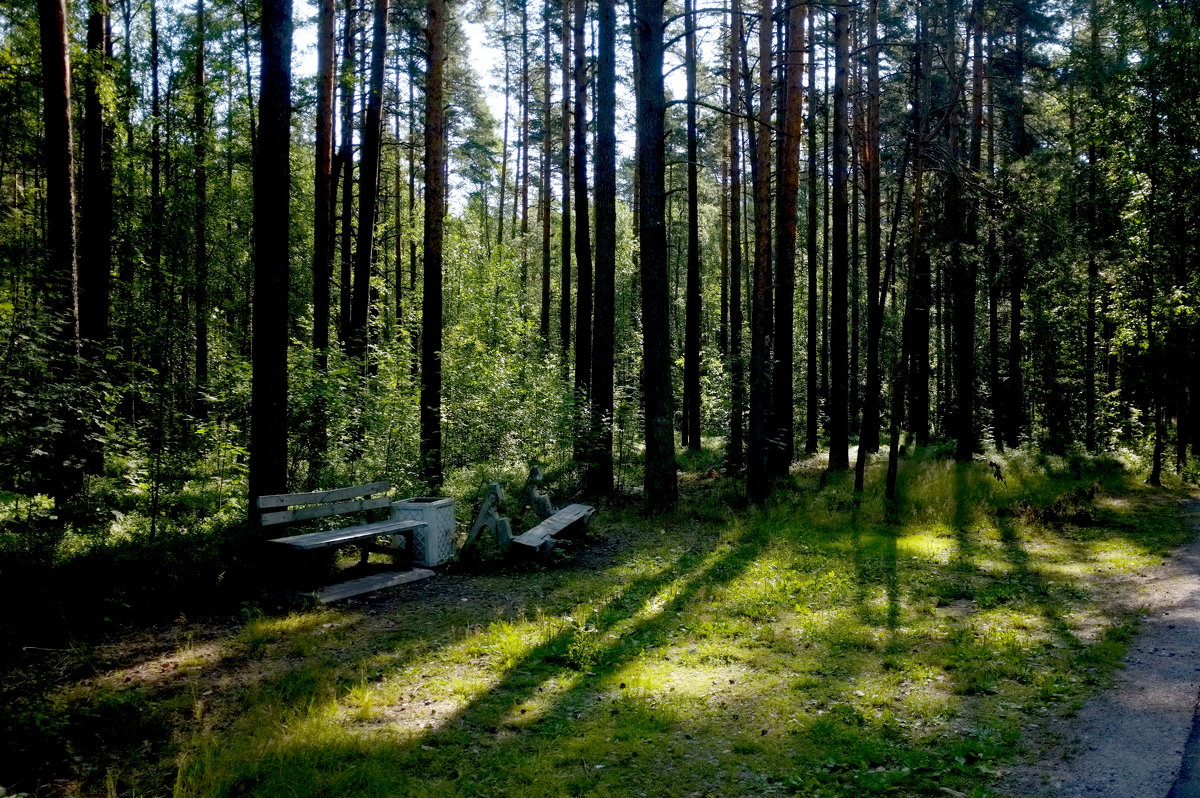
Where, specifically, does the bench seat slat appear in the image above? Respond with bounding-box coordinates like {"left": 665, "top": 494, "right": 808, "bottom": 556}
{"left": 257, "top": 481, "right": 391, "bottom": 510}
{"left": 511, "top": 503, "right": 595, "bottom": 549}
{"left": 270, "top": 518, "right": 425, "bottom": 550}
{"left": 317, "top": 568, "right": 435, "bottom": 603}
{"left": 260, "top": 496, "right": 391, "bottom": 526}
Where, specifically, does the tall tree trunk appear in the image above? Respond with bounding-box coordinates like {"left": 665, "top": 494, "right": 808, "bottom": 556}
{"left": 193, "top": 0, "right": 209, "bottom": 415}
{"left": 38, "top": 0, "right": 79, "bottom": 348}
{"left": 82, "top": 0, "right": 112, "bottom": 352}
{"left": 310, "top": 0, "right": 333, "bottom": 362}
{"left": 337, "top": 2, "right": 356, "bottom": 346}
{"left": 634, "top": 0, "right": 677, "bottom": 509}
{"left": 149, "top": 0, "right": 163, "bottom": 316}
{"left": 985, "top": 31, "right": 1003, "bottom": 449}
{"left": 857, "top": 0, "right": 881, "bottom": 460}
{"left": 1084, "top": 0, "right": 1099, "bottom": 452}
{"left": 309, "top": 0, "right": 336, "bottom": 482}
{"left": 520, "top": 0, "right": 531, "bottom": 289}
{"left": 727, "top": 0, "right": 745, "bottom": 474}
{"left": 768, "top": 0, "right": 803, "bottom": 475}
{"left": 854, "top": 0, "right": 882, "bottom": 492}
{"left": 682, "top": 0, "right": 702, "bottom": 452}
{"left": 907, "top": 0, "right": 931, "bottom": 447}
{"left": 954, "top": 0, "right": 984, "bottom": 462}
{"left": 747, "top": 0, "right": 773, "bottom": 503}
{"left": 38, "top": 0, "right": 83, "bottom": 502}
{"left": 498, "top": 2, "right": 510, "bottom": 249}
{"left": 828, "top": 4, "right": 849, "bottom": 471}
{"left": 849, "top": 44, "right": 860, "bottom": 435}
{"left": 720, "top": 120, "right": 729, "bottom": 360}
{"left": 348, "top": 0, "right": 389, "bottom": 363}
{"left": 560, "top": 0, "right": 572, "bottom": 360}
{"left": 587, "top": 0, "right": 616, "bottom": 495}
{"left": 804, "top": 1, "right": 820, "bottom": 455}
{"left": 420, "top": 0, "right": 447, "bottom": 488}
{"left": 249, "top": 0, "right": 292, "bottom": 511}
{"left": 1003, "top": 7, "right": 1029, "bottom": 448}
{"left": 572, "top": 0, "right": 593, "bottom": 454}
{"left": 540, "top": 0, "right": 553, "bottom": 342}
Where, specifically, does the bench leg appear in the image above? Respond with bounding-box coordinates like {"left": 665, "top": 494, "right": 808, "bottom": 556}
{"left": 390, "top": 529, "right": 413, "bottom": 571}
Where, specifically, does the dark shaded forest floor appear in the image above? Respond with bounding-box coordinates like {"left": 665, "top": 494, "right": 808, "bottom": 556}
{"left": 2, "top": 448, "right": 1196, "bottom": 797}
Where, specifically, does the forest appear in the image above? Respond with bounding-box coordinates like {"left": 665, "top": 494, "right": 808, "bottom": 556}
{"left": 2, "top": 0, "right": 1200, "bottom": 792}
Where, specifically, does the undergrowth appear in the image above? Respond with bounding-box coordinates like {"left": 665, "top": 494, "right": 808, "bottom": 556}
{"left": 1, "top": 445, "right": 1193, "bottom": 797}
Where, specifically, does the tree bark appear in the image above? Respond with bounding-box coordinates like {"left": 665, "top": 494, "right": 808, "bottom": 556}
{"left": 682, "top": 0, "right": 702, "bottom": 452}
{"left": 769, "top": 0, "right": 803, "bottom": 476}
{"left": 498, "top": 1, "right": 510, "bottom": 249}
{"left": 747, "top": 0, "right": 774, "bottom": 503}
{"left": 907, "top": 0, "right": 931, "bottom": 447}
{"left": 540, "top": 0, "right": 553, "bottom": 342}
{"left": 420, "top": 0, "right": 447, "bottom": 488}
{"left": 857, "top": 0, "right": 882, "bottom": 464}
{"left": 587, "top": 0, "right": 616, "bottom": 496}
{"left": 38, "top": 0, "right": 79, "bottom": 347}
{"left": 953, "top": 0, "right": 984, "bottom": 462}
{"left": 804, "top": 1, "right": 819, "bottom": 455}
{"left": 634, "top": 0, "right": 677, "bottom": 509}
{"left": 311, "top": 0, "right": 335, "bottom": 367}
{"left": 249, "top": 0, "right": 292, "bottom": 511}
{"left": 348, "top": 0, "right": 390, "bottom": 363}
{"left": 560, "top": 0, "right": 572, "bottom": 360}
{"left": 82, "top": 0, "right": 112, "bottom": 352}
{"left": 828, "top": 4, "right": 849, "bottom": 471}
{"left": 193, "top": 0, "right": 209, "bottom": 414}
{"left": 337, "top": 2, "right": 356, "bottom": 346}
{"left": 727, "top": 0, "right": 745, "bottom": 474}
{"left": 572, "top": 0, "right": 594, "bottom": 455}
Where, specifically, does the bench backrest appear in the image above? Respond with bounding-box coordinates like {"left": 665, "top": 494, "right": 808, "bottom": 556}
{"left": 256, "top": 481, "right": 392, "bottom": 526}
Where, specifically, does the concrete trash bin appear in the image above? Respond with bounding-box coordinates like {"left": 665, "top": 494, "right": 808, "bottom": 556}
{"left": 391, "top": 497, "right": 456, "bottom": 566}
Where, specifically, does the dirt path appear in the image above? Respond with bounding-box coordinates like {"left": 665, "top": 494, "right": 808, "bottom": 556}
{"left": 998, "top": 499, "right": 1200, "bottom": 797}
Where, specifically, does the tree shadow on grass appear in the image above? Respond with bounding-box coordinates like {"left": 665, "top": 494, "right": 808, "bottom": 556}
{"left": 850, "top": 504, "right": 901, "bottom": 633}
{"left": 174, "top": 513, "right": 780, "bottom": 797}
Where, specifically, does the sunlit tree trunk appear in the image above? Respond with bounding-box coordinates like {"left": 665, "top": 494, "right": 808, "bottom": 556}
{"left": 572, "top": 0, "right": 593, "bottom": 454}
{"left": 420, "top": 0, "right": 447, "bottom": 488}
{"left": 587, "top": 0, "right": 616, "bottom": 496}
{"left": 857, "top": 0, "right": 882, "bottom": 464}
{"left": 634, "top": 0, "right": 677, "bottom": 509}
{"left": 768, "top": 0, "right": 803, "bottom": 476}
{"left": 682, "top": 0, "right": 702, "bottom": 452}
{"left": 337, "top": 2, "right": 356, "bottom": 346}
{"left": 560, "top": 0, "right": 572, "bottom": 361}
{"left": 38, "top": 0, "right": 79, "bottom": 346}
{"left": 540, "top": 0, "right": 553, "bottom": 342}
{"left": 250, "top": 0, "right": 292, "bottom": 511}
{"left": 192, "top": 0, "right": 209, "bottom": 415}
{"left": 726, "top": 0, "right": 745, "bottom": 474}
{"left": 804, "top": 1, "right": 819, "bottom": 455}
{"left": 313, "top": 0, "right": 335, "bottom": 374}
{"left": 747, "top": 0, "right": 774, "bottom": 503}
{"left": 828, "top": 3, "right": 849, "bottom": 471}
{"left": 348, "top": 0, "right": 389, "bottom": 363}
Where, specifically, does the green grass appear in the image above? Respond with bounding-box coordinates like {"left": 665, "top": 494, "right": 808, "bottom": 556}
{"left": 4, "top": 446, "right": 1194, "bottom": 797}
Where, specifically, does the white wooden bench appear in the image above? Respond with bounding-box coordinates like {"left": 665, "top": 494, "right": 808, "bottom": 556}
{"left": 257, "top": 481, "right": 435, "bottom": 603}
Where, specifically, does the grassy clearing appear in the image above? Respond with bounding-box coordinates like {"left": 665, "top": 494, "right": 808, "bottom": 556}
{"left": 3, "top": 447, "right": 1194, "bottom": 797}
